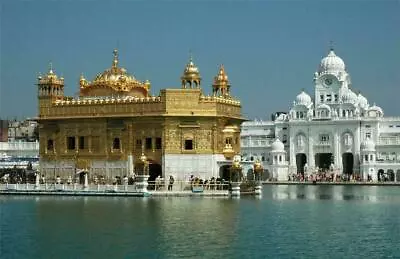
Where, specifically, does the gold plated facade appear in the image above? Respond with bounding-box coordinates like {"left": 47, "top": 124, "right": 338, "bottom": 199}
{"left": 37, "top": 50, "right": 244, "bottom": 180}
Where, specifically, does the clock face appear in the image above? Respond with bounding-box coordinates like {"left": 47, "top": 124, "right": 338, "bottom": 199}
{"left": 324, "top": 78, "right": 333, "bottom": 86}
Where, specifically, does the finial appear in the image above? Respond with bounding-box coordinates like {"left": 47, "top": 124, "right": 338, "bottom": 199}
{"left": 329, "top": 40, "right": 334, "bottom": 51}
{"left": 189, "top": 49, "right": 193, "bottom": 62}
{"left": 49, "top": 61, "right": 54, "bottom": 74}
{"left": 112, "top": 49, "right": 119, "bottom": 68}
{"left": 301, "top": 88, "right": 305, "bottom": 92}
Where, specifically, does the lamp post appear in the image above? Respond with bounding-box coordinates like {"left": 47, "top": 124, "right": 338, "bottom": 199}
{"left": 230, "top": 156, "right": 242, "bottom": 197}
{"left": 135, "top": 152, "right": 149, "bottom": 193}
{"left": 253, "top": 159, "right": 263, "bottom": 195}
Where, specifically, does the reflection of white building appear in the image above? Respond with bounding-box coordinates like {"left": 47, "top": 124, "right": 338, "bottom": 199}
{"left": 241, "top": 48, "right": 400, "bottom": 182}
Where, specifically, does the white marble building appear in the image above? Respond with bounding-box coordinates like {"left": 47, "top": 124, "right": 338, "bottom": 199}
{"left": 241, "top": 48, "right": 400, "bottom": 182}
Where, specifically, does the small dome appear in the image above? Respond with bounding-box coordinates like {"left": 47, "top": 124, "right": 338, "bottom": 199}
{"left": 182, "top": 56, "right": 200, "bottom": 77}
{"left": 271, "top": 138, "right": 285, "bottom": 152}
{"left": 361, "top": 138, "right": 375, "bottom": 151}
{"left": 369, "top": 104, "right": 383, "bottom": 115}
{"left": 358, "top": 93, "right": 369, "bottom": 109}
{"left": 295, "top": 91, "right": 312, "bottom": 106}
{"left": 318, "top": 49, "right": 346, "bottom": 74}
{"left": 341, "top": 88, "right": 358, "bottom": 104}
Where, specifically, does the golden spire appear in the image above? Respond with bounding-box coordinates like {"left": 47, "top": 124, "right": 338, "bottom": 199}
{"left": 112, "top": 49, "right": 119, "bottom": 68}
{"left": 212, "top": 64, "right": 230, "bottom": 97}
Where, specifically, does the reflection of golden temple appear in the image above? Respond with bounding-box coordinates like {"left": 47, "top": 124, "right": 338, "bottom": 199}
{"left": 37, "top": 49, "right": 245, "bottom": 180}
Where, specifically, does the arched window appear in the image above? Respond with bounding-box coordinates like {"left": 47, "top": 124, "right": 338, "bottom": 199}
{"left": 113, "top": 138, "right": 121, "bottom": 150}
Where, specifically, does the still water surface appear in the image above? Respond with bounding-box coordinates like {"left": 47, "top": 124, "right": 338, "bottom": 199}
{"left": 1, "top": 185, "right": 400, "bottom": 259}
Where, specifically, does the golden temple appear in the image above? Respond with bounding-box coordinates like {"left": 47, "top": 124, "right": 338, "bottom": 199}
{"left": 37, "top": 50, "right": 244, "bottom": 182}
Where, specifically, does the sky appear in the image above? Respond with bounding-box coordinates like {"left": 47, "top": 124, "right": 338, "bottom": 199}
{"left": 0, "top": 0, "right": 399, "bottom": 120}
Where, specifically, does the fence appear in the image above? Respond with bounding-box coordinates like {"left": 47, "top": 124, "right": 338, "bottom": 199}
{"left": 0, "top": 180, "right": 231, "bottom": 193}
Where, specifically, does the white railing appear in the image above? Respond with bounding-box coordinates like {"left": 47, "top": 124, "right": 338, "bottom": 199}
{"left": 0, "top": 181, "right": 231, "bottom": 193}
{"left": 0, "top": 141, "right": 39, "bottom": 151}
{"left": 378, "top": 137, "right": 400, "bottom": 145}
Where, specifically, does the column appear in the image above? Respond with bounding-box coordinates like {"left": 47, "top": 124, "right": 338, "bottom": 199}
{"left": 308, "top": 131, "right": 315, "bottom": 169}
{"left": 334, "top": 133, "right": 340, "bottom": 168}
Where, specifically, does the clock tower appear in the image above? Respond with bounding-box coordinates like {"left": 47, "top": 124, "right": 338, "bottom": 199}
{"left": 314, "top": 48, "right": 350, "bottom": 107}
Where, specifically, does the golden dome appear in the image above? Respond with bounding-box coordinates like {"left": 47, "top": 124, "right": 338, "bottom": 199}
{"left": 38, "top": 63, "right": 64, "bottom": 85}
{"left": 80, "top": 49, "right": 150, "bottom": 97}
{"left": 183, "top": 56, "right": 200, "bottom": 76}
{"left": 181, "top": 54, "right": 201, "bottom": 88}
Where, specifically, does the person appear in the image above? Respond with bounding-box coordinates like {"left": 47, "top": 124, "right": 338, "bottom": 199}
{"left": 168, "top": 175, "right": 174, "bottom": 191}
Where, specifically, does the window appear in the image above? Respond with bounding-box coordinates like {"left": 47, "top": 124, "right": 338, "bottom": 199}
{"left": 366, "top": 132, "right": 371, "bottom": 138}
{"left": 136, "top": 139, "right": 142, "bottom": 148}
{"left": 184, "top": 139, "right": 193, "bottom": 150}
{"left": 67, "top": 137, "right": 75, "bottom": 150}
{"left": 365, "top": 155, "right": 368, "bottom": 162}
{"left": 389, "top": 125, "right": 394, "bottom": 128}
{"left": 262, "top": 156, "right": 265, "bottom": 161}
{"left": 326, "top": 94, "right": 332, "bottom": 102}
{"left": 282, "top": 134, "right": 287, "bottom": 144}
{"left": 156, "top": 137, "right": 162, "bottom": 149}
{"left": 282, "top": 127, "right": 287, "bottom": 130}
{"left": 334, "top": 94, "right": 338, "bottom": 102}
{"left": 47, "top": 139, "right": 54, "bottom": 151}
{"left": 79, "top": 136, "right": 85, "bottom": 150}
{"left": 113, "top": 138, "right": 120, "bottom": 150}
{"left": 145, "top": 138, "right": 152, "bottom": 149}
{"left": 365, "top": 125, "right": 371, "bottom": 128}
{"left": 320, "top": 134, "right": 329, "bottom": 142}
{"left": 250, "top": 156, "right": 254, "bottom": 161}
{"left": 320, "top": 95, "right": 324, "bottom": 102}
{"left": 225, "top": 137, "right": 232, "bottom": 145}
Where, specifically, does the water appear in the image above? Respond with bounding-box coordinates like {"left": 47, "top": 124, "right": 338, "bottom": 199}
{"left": 1, "top": 185, "right": 400, "bottom": 259}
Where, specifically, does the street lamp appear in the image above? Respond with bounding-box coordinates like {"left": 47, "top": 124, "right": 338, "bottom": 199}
{"left": 136, "top": 152, "right": 149, "bottom": 193}
{"left": 230, "top": 156, "right": 242, "bottom": 197}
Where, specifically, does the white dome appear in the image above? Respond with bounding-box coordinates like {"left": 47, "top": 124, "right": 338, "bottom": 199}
{"left": 318, "top": 49, "right": 346, "bottom": 74}
{"left": 271, "top": 138, "right": 285, "bottom": 152}
{"left": 361, "top": 138, "right": 375, "bottom": 151}
{"left": 358, "top": 93, "right": 369, "bottom": 109}
{"left": 341, "top": 88, "right": 358, "bottom": 104}
{"left": 295, "top": 91, "right": 312, "bottom": 106}
{"left": 369, "top": 104, "right": 383, "bottom": 115}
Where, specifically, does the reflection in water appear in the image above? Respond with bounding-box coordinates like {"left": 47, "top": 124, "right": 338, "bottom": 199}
{"left": 269, "top": 184, "right": 398, "bottom": 202}
{"left": 1, "top": 186, "right": 400, "bottom": 259}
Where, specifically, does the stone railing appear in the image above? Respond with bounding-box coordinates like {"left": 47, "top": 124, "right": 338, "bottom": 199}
{"left": 0, "top": 141, "right": 39, "bottom": 152}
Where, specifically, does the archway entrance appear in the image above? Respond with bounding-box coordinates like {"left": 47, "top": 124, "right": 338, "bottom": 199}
{"left": 396, "top": 170, "right": 400, "bottom": 182}
{"left": 219, "top": 165, "right": 231, "bottom": 181}
{"left": 77, "top": 171, "right": 87, "bottom": 185}
{"left": 387, "top": 169, "right": 395, "bottom": 181}
{"left": 296, "top": 153, "right": 307, "bottom": 175}
{"left": 315, "top": 153, "right": 333, "bottom": 171}
{"left": 377, "top": 169, "right": 384, "bottom": 182}
{"left": 148, "top": 163, "right": 162, "bottom": 190}
{"left": 342, "top": 153, "right": 354, "bottom": 175}
{"left": 247, "top": 169, "right": 254, "bottom": 180}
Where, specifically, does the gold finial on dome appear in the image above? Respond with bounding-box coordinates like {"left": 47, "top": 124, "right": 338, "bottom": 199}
{"left": 112, "top": 49, "right": 119, "bottom": 68}
{"left": 212, "top": 64, "right": 230, "bottom": 97}
{"left": 37, "top": 62, "right": 64, "bottom": 85}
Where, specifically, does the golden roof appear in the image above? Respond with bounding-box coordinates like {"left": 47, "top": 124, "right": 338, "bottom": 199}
{"left": 213, "top": 65, "right": 229, "bottom": 85}
{"left": 181, "top": 55, "right": 201, "bottom": 80}
{"left": 80, "top": 49, "right": 150, "bottom": 95}
{"left": 37, "top": 63, "right": 64, "bottom": 85}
